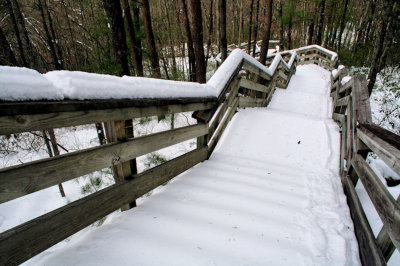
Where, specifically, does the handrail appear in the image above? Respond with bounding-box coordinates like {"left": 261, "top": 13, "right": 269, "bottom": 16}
{"left": 331, "top": 62, "right": 400, "bottom": 265}
{"left": 0, "top": 44, "right": 360, "bottom": 264}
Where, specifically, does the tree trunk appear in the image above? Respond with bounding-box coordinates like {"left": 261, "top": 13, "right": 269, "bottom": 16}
{"left": 132, "top": 2, "right": 144, "bottom": 75}
{"left": 122, "top": 0, "right": 143, "bottom": 76}
{"left": 190, "top": 0, "right": 206, "bottom": 83}
{"left": 7, "top": 0, "right": 27, "bottom": 67}
{"left": 316, "top": 0, "right": 326, "bottom": 45}
{"left": 142, "top": 0, "right": 161, "bottom": 78}
{"left": 103, "top": 0, "right": 130, "bottom": 76}
{"left": 180, "top": 0, "right": 196, "bottom": 81}
{"left": 10, "top": 0, "right": 37, "bottom": 69}
{"left": 364, "top": 0, "right": 377, "bottom": 46}
{"left": 247, "top": 0, "right": 254, "bottom": 54}
{"left": 252, "top": 0, "right": 260, "bottom": 57}
{"left": 44, "top": 0, "right": 64, "bottom": 69}
{"left": 205, "top": 0, "right": 214, "bottom": 68}
{"left": 38, "top": 0, "right": 62, "bottom": 70}
{"left": 367, "top": 0, "right": 396, "bottom": 95}
{"left": 219, "top": 0, "right": 227, "bottom": 62}
{"left": 259, "top": 0, "right": 273, "bottom": 65}
{"left": 163, "top": 0, "right": 177, "bottom": 77}
{"left": 338, "top": 0, "right": 349, "bottom": 52}
{"left": 0, "top": 26, "right": 18, "bottom": 66}
{"left": 278, "top": 2, "right": 284, "bottom": 50}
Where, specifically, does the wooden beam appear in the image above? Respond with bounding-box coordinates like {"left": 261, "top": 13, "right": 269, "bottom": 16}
{"left": 333, "top": 113, "right": 345, "bottom": 124}
{"left": 357, "top": 124, "right": 400, "bottom": 176}
{"left": 0, "top": 124, "right": 208, "bottom": 203}
{"left": 238, "top": 97, "right": 264, "bottom": 108}
{"left": 352, "top": 76, "right": 372, "bottom": 124}
{"left": 0, "top": 147, "right": 208, "bottom": 265}
{"left": 377, "top": 195, "right": 400, "bottom": 262}
{"left": 339, "top": 78, "right": 353, "bottom": 94}
{"left": 336, "top": 95, "right": 350, "bottom": 107}
{"left": 242, "top": 60, "right": 271, "bottom": 81}
{"left": 352, "top": 154, "right": 400, "bottom": 250}
{"left": 240, "top": 79, "right": 270, "bottom": 93}
{"left": 341, "top": 174, "right": 386, "bottom": 266}
{"left": 0, "top": 101, "right": 215, "bottom": 135}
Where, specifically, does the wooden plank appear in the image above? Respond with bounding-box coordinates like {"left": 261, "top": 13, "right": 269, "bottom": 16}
{"left": 377, "top": 195, "right": 400, "bottom": 262}
{"left": 0, "top": 147, "right": 208, "bottom": 265}
{"left": 352, "top": 154, "right": 400, "bottom": 250}
{"left": 341, "top": 174, "right": 386, "bottom": 266}
{"left": 357, "top": 123, "right": 400, "bottom": 176}
{"left": 242, "top": 60, "right": 271, "bottom": 81}
{"left": 352, "top": 76, "right": 372, "bottom": 124}
{"left": 0, "top": 101, "right": 215, "bottom": 135}
{"left": 333, "top": 113, "right": 345, "bottom": 124}
{"left": 336, "top": 95, "right": 350, "bottom": 107}
{"left": 238, "top": 97, "right": 264, "bottom": 108}
{"left": 208, "top": 97, "right": 239, "bottom": 156}
{"left": 0, "top": 123, "right": 208, "bottom": 203}
{"left": 339, "top": 78, "right": 353, "bottom": 94}
{"left": 240, "top": 79, "right": 270, "bottom": 93}
{"left": 208, "top": 78, "right": 240, "bottom": 139}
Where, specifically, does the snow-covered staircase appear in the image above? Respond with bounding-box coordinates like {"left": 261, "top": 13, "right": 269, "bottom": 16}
{"left": 1, "top": 45, "right": 399, "bottom": 265}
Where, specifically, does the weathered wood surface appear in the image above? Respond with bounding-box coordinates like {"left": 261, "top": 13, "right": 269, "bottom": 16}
{"left": 240, "top": 78, "right": 270, "bottom": 93}
{"left": 335, "top": 95, "right": 350, "bottom": 108}
{"left": 377, "top": 195, "right": 400, "bottom": 262}
{"left": 352, "top": 76, "right": 372, "bottom": 124}
{"left": 238, "top": 97, "right": 264, "bottom": 108}
{"left": 352, "top": 154, "right": 400, "bottom": 251}
{"left": 341, "top": 174, "right": 386, "bottom": 266}
{"left": 0, "top": 123, "right": 208, "bottom": 203}
{"left": 333, "top": 113, "right": 345, "bottom": 124}
{"left": 338, "top": 78, "right": 353, "bottom": 94}
{"left": 208, "top": 97, "right": 239, "bottom": 156}
{"left": 242, "top": 60, "right": 271, "bottom": 81}
{"left": 0, "top": 147, "right": 208, "bottom": 265}
{"left": 357, "top": 124, "right": 400, "bottom": 175}
{"left": 0, "top": 101, "right": 215, "bottom": 135}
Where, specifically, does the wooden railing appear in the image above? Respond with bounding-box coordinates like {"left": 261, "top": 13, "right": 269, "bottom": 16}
{"left": 0, "top": 47, "right": 300, "bottom": 264}
{"left": 331, "top": 65, "right": 400, "bottom": 265}
{"left": 1, "top": 45, "right": 395, "bottom": 265}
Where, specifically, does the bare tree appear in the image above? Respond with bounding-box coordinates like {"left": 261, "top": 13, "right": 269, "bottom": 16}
{"left": 180, "top": 0, "right": 196, "bottom": 81}
{"left": 142, "top": 0, "right": 161, "bottom": 78}
{"left": 0, "top": 26, "right": 18, "bottom": 66}
{"left": 316, "top": 0, "right": 326, "bottom": 45}
{"left": 259, "top": 0, "right": 273, "bottom": 65}
{"left": 218, "top": 0, "right": 227, "bottom": 62}
{"left": 122, "top": 0, "right": 143, "bottom": 76}
{"left": 190, "top": 0, "right": 206, "bottom": 83}
{"left": 102, "top": 0, "right": 130, "bottom": 76}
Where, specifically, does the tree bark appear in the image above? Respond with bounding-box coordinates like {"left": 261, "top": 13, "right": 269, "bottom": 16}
{"left": 103, "top": 0, "right": 130, "bottom": 76}
{"left": 10, "top": 0, "right": 37, "bottom": 69}
{"left": 38, "top": 0, "right": 62, "bottom": 70}
{"left": 278, "top": 2, "right": 284, "bottom": 50}
{"left": 0, "top": 26, "right": 18, "bottom": 66}
{"left": 219, "top": 0, "right": 227, "bottom": 62}
{"left": 44, "top": 0, "right": 64, "bottom": 69}
{"left": 205, "top": 0, "right": 214, "bottom": 68}
{"left": 337, "top": 0, "right": 349, "bottom": 52}
{"left": 316, "top": 0, "right": 326, "bottom": 45}
{"left": 252, "top": 0, "right": 260, "bottom": 57}
{"left": 367, "top": 0, "right": 396, "bottom": 95}
{"left": 142, "top": 0, "right": 161, "bottom": 78}
{"left": 190, "top": 0, "right": 206, "bottom": 83}
{"left": 7, "top": 0, "right": 27, "bottom": 67}
{"left": 180, "top": 0, "right": 196, "bottom": 81}
{"left": 259, "top": 0, "right": 273, "bottom": 65}
{"left": 247, "top": 0, "right": 254, "bottom": 54}
{"left": 122, "top": 0, "right": 143, "bottom": 76}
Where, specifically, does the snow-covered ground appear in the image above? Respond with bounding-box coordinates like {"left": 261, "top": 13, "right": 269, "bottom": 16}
{"left": 25, "top": 65, "right": 361, "bottom": 265}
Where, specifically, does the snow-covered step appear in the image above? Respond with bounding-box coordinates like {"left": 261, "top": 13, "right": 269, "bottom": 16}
{"left": 27, "top": 65, "right": 361, "bottom": 266}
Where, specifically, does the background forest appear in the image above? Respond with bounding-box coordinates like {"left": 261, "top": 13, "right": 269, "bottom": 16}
{"left": 0, "top": 0, "right": 399, "bottom": 84}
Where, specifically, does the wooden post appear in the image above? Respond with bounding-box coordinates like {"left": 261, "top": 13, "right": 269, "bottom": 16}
{"left": 104, "top": 120, "right": 137, "bottom": 210}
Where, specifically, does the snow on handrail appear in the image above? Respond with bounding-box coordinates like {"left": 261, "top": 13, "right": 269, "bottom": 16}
{"left": 0, "top": 44, "right": 336, "bottom": 102}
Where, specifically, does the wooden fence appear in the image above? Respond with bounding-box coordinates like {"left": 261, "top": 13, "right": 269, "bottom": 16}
{"left": 0, "top": 45, "right": 398, "bottom": 265}
{"left": 331, "top": 65, "right": 400, "bottom": 265}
